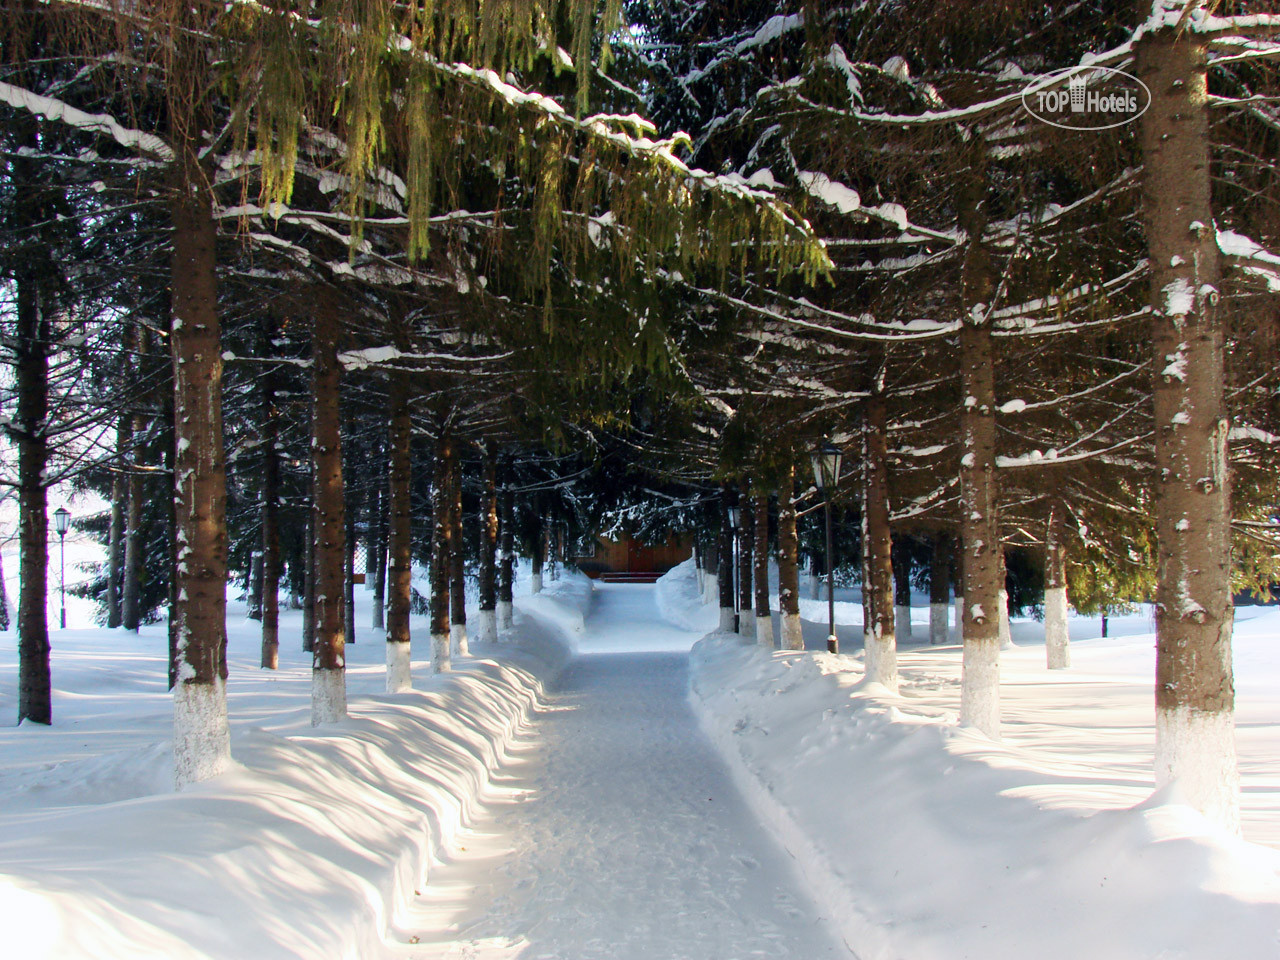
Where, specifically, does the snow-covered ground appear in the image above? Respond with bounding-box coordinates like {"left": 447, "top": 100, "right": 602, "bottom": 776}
{"left": 4, "top": 548, "right": 1280, "bottom": 960}
{"left": 658, "top": 560, "right": 1280, "bottom": 960}
{"left": 0, "top": 569, "right": 592, "bottom": 959}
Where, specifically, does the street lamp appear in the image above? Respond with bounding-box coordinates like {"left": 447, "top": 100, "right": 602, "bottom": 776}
{"left": 810, "top": 441, "right": 843, "bottom": 653}
{"left": 54, "top": 506, "right": 71, "bottom": 630}
{"left": 726, "top": 503, "right": 741, "bottom": 630}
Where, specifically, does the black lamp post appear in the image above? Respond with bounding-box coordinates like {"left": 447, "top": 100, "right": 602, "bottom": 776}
{"left": 809, "top": 441, "right": 842, "bottom": 653}
{"left": 726, "top": 503, "right": 741, "bottom": 631}
{"left": 54, "top": 506, "right": 70, "bottom": 629}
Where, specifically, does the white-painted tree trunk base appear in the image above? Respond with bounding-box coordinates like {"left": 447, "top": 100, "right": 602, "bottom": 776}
{"left": 998, "top": 590, "right": 1013, "bottom": 650}
{"left": 895, "top": 605, "right": 913, "bottom": 641}
{"left": 476, "top": 609, "right": 498, "bottom": 644}
{"left": 758, "top": 615, "right": 776, "bottom": 649}
{"left": 173, "top": 679, "right": 232, "bottom": 789}
{"left": 737, "top": 610, "right": 756, "bottom": 640}
{"left": 431, "top": 633, "right": 451, "bottom": 673}
{"left": 703, "top": 574, "right": 718, "bottom": 605}
{"left": 451, "top": 623, "right": 469, "bottom": 658}
{"left": 781, "top": 613, "right": 804, "bottom": 650}
{"left": 311, "top": 667, "right": 347, "bottom": 726}
{"left": 385, "top": 641, "right": 412, "bottom": 693}
{"left": 807, "top": 573, "right": 821, "bottom": 601}
{"left": 1156, "top": 705, "right": 1240, "bottom": 836}
{"left": 866, "top": 635, "right": 898, "bottom": 692}
{"left": 719, "top": 608, "right": 737, "bottom": 633}
{"left": 953, "top": 595, "right": 964, "bottom": 642}
{"left": 1044, "top": 586, "right": 1070, "bottom": 669}
{"left": 530, "top": 573, "right": 543, "bottom": 595}
{"left": 930, "top": 603, "right": 948, "bottom": 645}
{"left": 497, "top": 600, "right": 513, "bottom": 631}
{"left": 961, "top": 642, "right": 1001, "bottom": 739}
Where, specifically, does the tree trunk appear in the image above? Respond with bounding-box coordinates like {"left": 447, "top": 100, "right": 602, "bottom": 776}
{"left": 498, "top": 474, "right": 514, "bottom": 631}
{"left": 930, "top": 532, "right": 951, "bottom": 646}
{"left": 957, "top": 186, "right": 1004, "bottom": 739}
{"left": 477, "top": 448, "right": 499, "bottom": 644}
{"left": 344, "top": 504, "right": 357, "bottom": 647}
{"left": 863, "top": 399, "right": 897, "bottom": 688}
{"left": 310, "top": 303, "right": 347, "bottom": 725}
{"left": 371, "top": 476, "right": 387, "bottom": 629}
{"left": 106, "top": 413, "right": 130, "bottom": 629}
{"left": 530, "top": 513, "right": 545, "bottom": 595}
{"left": 302, "top": 502, "right": 316, "bottom": 653}
{"left": 259, "top": 339, "right": 281, "bottom": 669}
{"left": 0, "top": 547, "right": 10, "bottom": 632}
{"left": 777, "top": 465, "right": 803, "bottom": 650}
{"left": 1137, "top": 28, "right": 1237, "bottom": 832}
{"left": 168, "top": 150, "right": 231, "bottom": 784}
{"left": 385, "top": 373, "right": 413, "bottom": 692}
{"left": 952, "top": 535, "right": 965, "bottom": 643}
{"left": 122, "top": 329, "right": 150, "bottom": 633}
{"left": 717, "top": 486, "right": 736, "bottom": 632}
{"left": 1044, "top": 508, "right": 1070, "bottom": 670}
{"left": 997, "top": 549, "right": 1013, "bottom": 651}
{"left": 753, "top": 492, "right": 773, "bottom": 648}
{"left": 737, "top": 484, "right": 755, "bottom": 639}
{"left": 450, "top": 451, "right": 468, "bottom": 657}
{"left": 892, "top": 537, "right": 913, "bottom": 643}
{"left": 14, "top": 234, "right": 51, "bottom": 726}
{"left": 430, "top": 436, "right": 454, "bottom": 672}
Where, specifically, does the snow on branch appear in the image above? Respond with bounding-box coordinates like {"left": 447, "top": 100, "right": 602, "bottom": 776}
{"left": 0, "top": 81, "right": 173, "bottom": 160}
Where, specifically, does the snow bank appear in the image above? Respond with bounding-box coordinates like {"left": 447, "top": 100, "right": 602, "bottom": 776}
{"left": 504, "top": 569, "right": 592, "bottom": 673}
{"left": 654, "top": 558, "right": 719, "bottom": 633}
{"left": 689, "top": 634, "right": 1280, "bottom": 960}
{"left": 0, "top": 575, "right": 593, "bottom": 960}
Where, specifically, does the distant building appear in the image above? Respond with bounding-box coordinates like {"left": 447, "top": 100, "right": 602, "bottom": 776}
{"left": 572, "top": 533, "right": 692, "bottom": 583}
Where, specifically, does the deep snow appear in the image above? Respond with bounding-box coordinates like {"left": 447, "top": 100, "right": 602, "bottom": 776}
{"left": 660, "top": 560, "right": 1280, "bottom": 960}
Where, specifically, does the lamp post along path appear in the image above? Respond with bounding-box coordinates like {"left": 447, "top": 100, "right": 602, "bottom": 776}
{"left": 810, "top": 443, "right": 843, "bottom": 654}
{"left": 54, "top": 506, "right": 70, "bottom": 630}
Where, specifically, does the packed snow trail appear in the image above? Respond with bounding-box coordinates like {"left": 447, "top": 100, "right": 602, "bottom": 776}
{"left": 399, "top": 582, "right": 850, "bottom": 959}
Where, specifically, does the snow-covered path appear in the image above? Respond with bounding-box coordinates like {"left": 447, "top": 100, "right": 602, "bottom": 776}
{"left": 400, "top": 583, "right": 850, "bottom": 960}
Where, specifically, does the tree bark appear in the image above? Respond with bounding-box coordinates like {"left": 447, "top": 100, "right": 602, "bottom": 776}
{"left": 777, "top": 464, "right": 803, "bottom": 650}
{"left": 449, "top": 451, "right": 468, "bottom": 657}
{"left": 737, "top": 483, "right": 755, "bottom": 639}
{"left": 371, "top": 476, "right": 387, "bottom": 629}
{"left": 106, "top": 413, "right": 130, "bottom": 629}
{"left": 892, "top": 539, "right": 913, "bottom": 643}
{"left": 929, "top": 532, "right": 951, "bottom": 646}
{"left": 1044, "top": 508, "right": 1070, "bottom": 670}
{"left": 310, "top": 302, "right": 347, "bottom": 724}
{"left": 168, "top": 149, "right": 231, "bottom": 784}
{"left": 302, "top": 501, "right": 316, "bottom": 653}
{"left": 259, "top": 333, "right": 281, "bottom": 669}
{"left": 718, "top": 485, "right": 736, "bottom": 632}
{"left": 430, "top": 435, "right": 454, "bottom": 672}
{"left": 385, "top": 373, "right": 413, "bottom": 692}
{"left": 530, "top": 513, "right": 545, "bottom": 595}
{"left": 863, "top": 398, "right": 897, "bottom": 688}
{"left": 477, "top": 447, "right": 499, "bottom": 643}
{"left": 753, "top": 491, "right": 773, "bottom": 648}
{"left": 0, "top": 547, "right": 10, "bottom": 632}
{"left": 121, "top": 371, "right": 148, "bottom": 631}
{"left": 344, "top": 509, "right": 357, "bottom": 646}
{"left": 957, "top": 186, "right": 1004, "bottom": 739}
{"left": 14, "top": 224, "right": 51, "bottom": 726}
{"left": 498, "top": 472, "right": 514, "bottom": 631}
{"left": 1137, "top": 27, "right": 1237, "bottom": 832}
